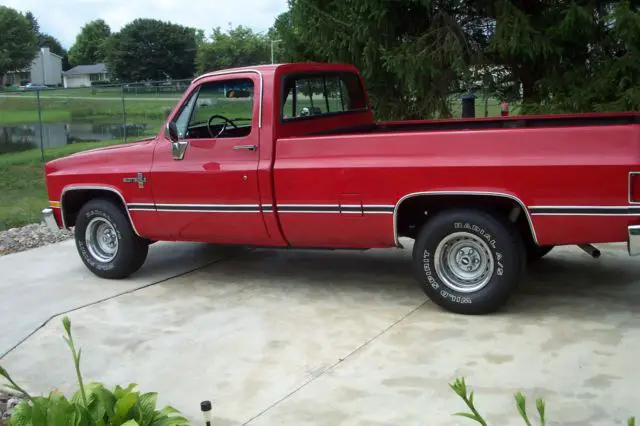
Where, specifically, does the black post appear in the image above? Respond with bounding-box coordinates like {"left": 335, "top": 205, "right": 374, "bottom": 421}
{"left": 36, "top": 90, "right": 45, "bottom": 164}
{"left": 461, "top": 93, "right": 476, "bottom": 118}
{"left": 200, "top": 400, "right": 212, "bottom": 425}
{"left": 121, "top": 83, "right": 127, "bottom": 142}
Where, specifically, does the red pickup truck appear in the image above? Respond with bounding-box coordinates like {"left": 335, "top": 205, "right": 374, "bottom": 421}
{"left": 41, "top": 62, "right": 640, "bottom": 315}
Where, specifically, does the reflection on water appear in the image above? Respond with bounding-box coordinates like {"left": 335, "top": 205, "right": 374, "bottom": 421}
{"left": 0, "top": 121, "right": 153, "bottom": 155}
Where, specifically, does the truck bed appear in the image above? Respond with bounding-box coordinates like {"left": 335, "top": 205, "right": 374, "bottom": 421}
{"left": 306, "top": 111, "right": 640, "bottom": 137}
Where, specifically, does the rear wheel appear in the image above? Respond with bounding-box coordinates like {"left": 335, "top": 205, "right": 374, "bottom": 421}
{"left": 74, "top": 198, "right": 149, "bottom": 279}
{"left": 412, "top": 208, "right": 525, "bottom": 315}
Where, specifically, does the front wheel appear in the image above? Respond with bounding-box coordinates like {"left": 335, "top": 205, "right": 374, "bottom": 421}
{"left": 412, "top": 208, "right": 525, "bottom": 315}
{"left": 74, "top": 198, "right": 149, "bottom": 279}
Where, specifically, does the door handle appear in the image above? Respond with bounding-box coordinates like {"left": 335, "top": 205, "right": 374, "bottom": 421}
{"left": 234, "top": 144, "right": 257, "bottom": 152}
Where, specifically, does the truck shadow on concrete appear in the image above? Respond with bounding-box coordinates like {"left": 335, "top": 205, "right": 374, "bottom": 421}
{"left": 176, "top": 243, "right": 640, "bottom": 320}
{"left": 507, "top": 246, "right": 640, "bottom": 317}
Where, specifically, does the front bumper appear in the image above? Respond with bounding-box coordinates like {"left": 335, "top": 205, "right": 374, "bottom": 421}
{"left": 628, "top": 225, "right": 640, "bottom": 256}
{"left": 41, "top": 208, "right": 60, "bottom": 232}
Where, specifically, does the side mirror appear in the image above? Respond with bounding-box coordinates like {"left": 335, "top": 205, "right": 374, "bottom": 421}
{"left": 166, "top": 122, "right": 179, "bottom": 142}
{"left": 166, "top": 121, "right": 188, "bottom": 160}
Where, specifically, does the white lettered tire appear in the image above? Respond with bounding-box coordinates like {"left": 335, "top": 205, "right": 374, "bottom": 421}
{"left": 412, "top": 208, "right": 525, "bottom": 315}
{"left": 74, "top": 198, "right": 149, "bottom": 279}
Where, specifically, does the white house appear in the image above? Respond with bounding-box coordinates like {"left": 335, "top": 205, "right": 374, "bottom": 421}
{"left": 63, "top": 64, "right": 110, "bottom": 88}
{"left": 3, "top": 47, "right": 63, "bottom": 86}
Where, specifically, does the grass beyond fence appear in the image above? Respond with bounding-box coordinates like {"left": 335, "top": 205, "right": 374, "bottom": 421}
{"left": 0, "top": 139, "right": 127, "bottom": 230}
{"left": 0, "top": 93, "right": 180, "bottom": 126}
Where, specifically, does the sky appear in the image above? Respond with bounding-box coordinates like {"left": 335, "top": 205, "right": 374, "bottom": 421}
{"left": 2, "top": 0, "right": 289, "bottom": 49}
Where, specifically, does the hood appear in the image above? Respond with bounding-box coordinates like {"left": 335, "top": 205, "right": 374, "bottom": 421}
{"left": 45, "top": 137, "right": 157, "bottom": 172}
{"left": 69, "top": 136, "right": 156, "bottom": 157}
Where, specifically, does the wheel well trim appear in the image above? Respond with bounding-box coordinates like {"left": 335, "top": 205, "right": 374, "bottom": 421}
{"left": 392, "top": 191, "right": 538, "bottom": 246}
{"left": 60, "top": 185, "right": 142, "bottom": 236}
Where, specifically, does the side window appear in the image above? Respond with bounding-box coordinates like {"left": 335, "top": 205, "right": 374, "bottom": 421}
{"left": 172, "top": 78, "right": 254, "bottom": 139}
{"left": 282, "top": 72, "right": 367, "bottom": 120}
{"left": 173, "top": 91, "right": 197, "bottom": 138}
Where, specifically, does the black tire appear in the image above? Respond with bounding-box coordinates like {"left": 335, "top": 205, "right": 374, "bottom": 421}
{"left": 412, "top": 208, "right": 525, "bottom": 315}
{"left": 74, "top": 198, "right": 149, "bottom": 279}
{"left": 526, "top": 243, "right": 554, "bottom": 262}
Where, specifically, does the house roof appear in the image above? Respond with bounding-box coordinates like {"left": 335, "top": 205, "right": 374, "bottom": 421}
{"left": 63, "top": 63, "right": 108, "bottom": 76}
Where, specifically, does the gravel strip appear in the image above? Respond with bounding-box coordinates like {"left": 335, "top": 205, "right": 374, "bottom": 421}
{"left": 0, "top": 390, "right": 27, "bottom": 424}
{"left": 0, "top": 223, "right": 73, "bottom": 256}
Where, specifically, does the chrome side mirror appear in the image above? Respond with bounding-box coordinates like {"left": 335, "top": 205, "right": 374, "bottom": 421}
{"left": 166, "top": 122, "right": 188, "bottom": 160}
{"left": 167, "top": 122, "right": 179, "bottom": 142}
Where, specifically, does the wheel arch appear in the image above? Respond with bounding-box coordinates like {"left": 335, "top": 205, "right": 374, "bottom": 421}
{"left": 60, "top": 185, "right": 141, "bottom": 236}
{"left": 393, "top": 191, "right": 538, "bottom": 246}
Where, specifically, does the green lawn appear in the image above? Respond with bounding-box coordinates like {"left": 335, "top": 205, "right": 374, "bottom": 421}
{"left": 0, "top": 93, "right": 182, "bottom": 126}
{"left": 0, "top": 109, "right": 71, "bottom": 125}
{"left": 0, "top": 94, "right": 249, "bottom": 127}
{"left": 0, "top": 139, "right": 127, "bottom": 230}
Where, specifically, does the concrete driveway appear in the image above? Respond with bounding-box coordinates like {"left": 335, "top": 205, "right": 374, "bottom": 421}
{"left": 1, "top": 240, "right": 639, "bottom": 425}
{"left": 0, "top": 239, "right": 238, "bottom": 357}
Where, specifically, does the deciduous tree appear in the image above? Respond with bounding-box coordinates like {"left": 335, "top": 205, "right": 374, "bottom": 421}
{"left": 104, "top": 18, "right": 197, "bottom": 81}
{"left": 196, "top": 25, "right": 270, "bottom": 74}
{"left": 0, "top": 6, "right": 38, "bottom": 79}
{"left": 23, "top": 11, "right": 71, "bottom": 70}
{"left": 68, "top": 19, "right": 111, "bottom": 66}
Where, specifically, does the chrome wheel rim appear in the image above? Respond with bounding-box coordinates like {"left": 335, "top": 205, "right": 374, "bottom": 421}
{"left": 434, "top": 232, "right": 494, "bottom": 293}
{"left": 85, "top": 217, "right": 118, "bottom": 262}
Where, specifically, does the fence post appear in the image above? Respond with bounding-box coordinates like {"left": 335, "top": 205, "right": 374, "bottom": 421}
{"left": 461, "top": 93, "right": 476, "bottom": 118}
{"left": 121, "top": 83, "right": 127, "bottom": 142}
{"left": 36, "top": 90, "right": 45, "bottom": 164}
{"left": 483, "top": 85, "right": 489, "bottom": 117}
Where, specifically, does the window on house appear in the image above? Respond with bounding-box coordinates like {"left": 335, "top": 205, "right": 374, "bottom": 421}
{"left": 281, "top": 72, "right": 367, "bottom": 121}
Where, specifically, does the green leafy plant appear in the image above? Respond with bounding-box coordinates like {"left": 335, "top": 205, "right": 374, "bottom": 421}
{"left": 0, "top": 316, "right": 189, "bottom": 426}
{"left": 450, "top": 377, "right": 636, "bottom": 426}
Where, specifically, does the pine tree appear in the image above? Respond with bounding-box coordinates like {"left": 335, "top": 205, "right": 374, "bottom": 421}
{"left": 271, "top": 0, "right": 640, "bottom": 118}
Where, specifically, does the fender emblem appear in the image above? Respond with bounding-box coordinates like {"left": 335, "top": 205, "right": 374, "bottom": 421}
{"left": 123, "top": 172, "right": 147, "bottom": 189}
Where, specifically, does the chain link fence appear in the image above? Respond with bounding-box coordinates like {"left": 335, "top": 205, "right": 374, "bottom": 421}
{"left": 0, "top": 79, "right": 191, "bottom": 160}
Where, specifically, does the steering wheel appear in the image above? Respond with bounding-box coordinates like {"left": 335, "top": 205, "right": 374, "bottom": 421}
{"left": 207, "top": 114, "right": 238, "bottom": 138}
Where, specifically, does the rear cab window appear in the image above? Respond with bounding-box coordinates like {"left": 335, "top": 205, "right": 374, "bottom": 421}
{"left": 281, "top": 72, "right": 368, "bottom": 121}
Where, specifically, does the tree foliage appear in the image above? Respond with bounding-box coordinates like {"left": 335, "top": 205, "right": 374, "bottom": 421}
{"left": 271, "top": 0, "right": 475, "bottom": 119}
{"left": 24, "top": 11, "right": 39, "bottom": 35}
{"left": 475, "top": 0, "right": 640, "bottom": 112}
{"left": 24, "top": 11, "right": 71, "bottom": 70}
{"left": 38, "top": 33, "right": 66, "bottom": 58}
{"left": 271, "top": 0, "right": 640, "bottom": 119}
{"left": 0, "top": 6, "right": 38, "bottom": 78}
{"left": 104, "top": 18, "right": 197, "bottom": 81}
{"left": 68, "top": 19, "right": 111, "bottom": 67}
{"left": 525, "top": 1, "right": 640, "bottom": 112}
{"left": 196, "top": 25, "right": 270, "bottom": 74}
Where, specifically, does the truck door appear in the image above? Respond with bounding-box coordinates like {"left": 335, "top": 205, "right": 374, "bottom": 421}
{"left": 149, "top": 72, "right": 272, "bottom": 245}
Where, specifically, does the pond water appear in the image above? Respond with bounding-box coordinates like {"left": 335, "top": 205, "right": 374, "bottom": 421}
{"left": 0, "top": 121, "right": 156, "bottom": 155}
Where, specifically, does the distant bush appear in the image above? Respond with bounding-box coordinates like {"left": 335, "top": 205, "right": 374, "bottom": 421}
{"left": 90, "top": 81, "right": 116, "bottom": 87}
